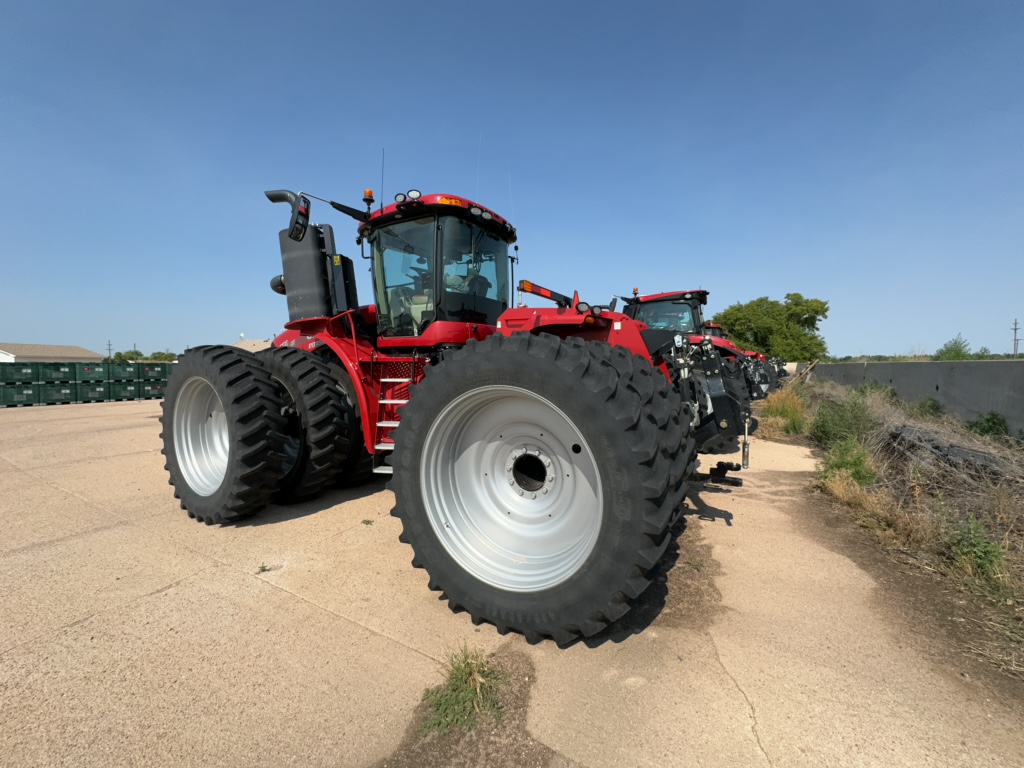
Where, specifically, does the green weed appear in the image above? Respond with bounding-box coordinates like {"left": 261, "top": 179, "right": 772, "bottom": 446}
{"left": 948, "top": 515, "right": 1005, "bottom": 584}
{"left": 821, "top": 437, "right": 876, "bottom": 486}
{"left": 420, "top": 644, "right": 503, "bottom": 735}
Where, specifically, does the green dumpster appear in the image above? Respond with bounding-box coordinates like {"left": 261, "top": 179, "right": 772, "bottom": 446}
{"left": 0, "top": 384, "right": 37, "bottom": 407}
{"left": 75, "top": 363, "right": 109, "bottom": 382}
{"left": 0, "top": 363, "right": 37, "bottom": 384}
{"left": 36, "top": 384, "right": 76, "bottom": 405}
{"left": 37, "top": 363, "right": 75, "bottom": 383}
{"left": 139, "top": 363, "right": 170, "bottom": 380}
{"left": 77, "top": 382, "right": 109, "bottom": 403}
{"left": 139, "top": 380, "right": 166, "bottom": 400}
{"left": 109, "top": 381, "right": 139, "bottom": 401}
{"left": 109, "top": 363, "right": 139, "bottom": 381}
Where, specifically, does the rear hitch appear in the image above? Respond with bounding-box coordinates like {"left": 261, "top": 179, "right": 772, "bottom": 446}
{"left": 693, "top": 461, "right": 744, "bottom": 488}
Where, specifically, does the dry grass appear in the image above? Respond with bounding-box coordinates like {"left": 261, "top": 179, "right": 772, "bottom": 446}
{"left": 755, "top": 415, "right": 788, "bottom": 442}
{"left": 794, "top": 380, "right": 1024, "bottom": 597}
{"left": 758, "top": 387, "right": 808, "bottom": 434}
{"left": 789, "top": 379, "right": 1024, "bottom": 677}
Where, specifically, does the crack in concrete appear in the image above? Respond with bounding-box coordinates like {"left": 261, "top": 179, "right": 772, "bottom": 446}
{"left": 1, "top": 455, "right": 441, "bottom": 666}
{"left": 710, "top": 635, "right": 773, "bottom": 767}
{"left": 0, "top": 564, "right": 219, "bottom": 657}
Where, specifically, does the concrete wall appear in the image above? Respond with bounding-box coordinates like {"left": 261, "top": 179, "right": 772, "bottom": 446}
{"left": 811, "top": 361, "right": 1024, "bottom": 435}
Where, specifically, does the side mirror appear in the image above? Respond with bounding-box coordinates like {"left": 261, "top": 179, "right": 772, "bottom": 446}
{"left": 265, "top": 189, "right": 311, "bottom": 242}
{"left": 608, "top": 297, "right": 618, "bottom": 312}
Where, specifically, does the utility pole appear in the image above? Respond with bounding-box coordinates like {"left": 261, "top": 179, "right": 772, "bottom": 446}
{"left": 1013, "top": 318, "right": 1020, "bottom": 359}
{"left": 107, "top": 340, "right": 113, "bottom": 362}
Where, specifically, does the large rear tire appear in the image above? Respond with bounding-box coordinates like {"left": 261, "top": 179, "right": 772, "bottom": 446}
{"left": 256, "top": 347, "right": 349, "bottom": 503}
{"left": 161, "top": 346, "right": 286, "bottom": 524}
{"left": 389, "top": 332, "right": 689, "bottom": 644}
{"left": 325, "top": 362, "right": 376, "bottom": 487}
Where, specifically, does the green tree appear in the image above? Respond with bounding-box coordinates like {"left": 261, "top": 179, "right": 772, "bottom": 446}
{"left": 933, "top": 334, "right": 972, "bottom": 361}
{"left": 711, "top": 293, "right": 829, "bottom": 361}
{"left": 105, "top": 350, "right": 135, "bottom": 364}
{"left": 148, "top": 351, "right": 176, "bottom": 362}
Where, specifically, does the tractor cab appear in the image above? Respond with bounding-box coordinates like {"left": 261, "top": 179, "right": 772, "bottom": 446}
{"left": 265, "top": 188, "right": 515, "bottom": 350}
{"left": 361, "top": 192, "right": 515, "bottom": 343}
{"left": 623, "top": 290, "right": 709, "bottom": 347}
{"left": 704, "top": 322, "right": 727, "bottom": 339}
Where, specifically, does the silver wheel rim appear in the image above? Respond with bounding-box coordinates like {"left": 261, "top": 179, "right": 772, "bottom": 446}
{"left": 173, "top": 376, "right": 229, "bottom": 497}
{"left": 420, "top": 385, "right": 603, "bottom": 591}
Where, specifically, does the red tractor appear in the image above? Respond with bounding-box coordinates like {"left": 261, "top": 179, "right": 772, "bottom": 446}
{"left": 621, "top": 290, "right": 755, "bottom": 476}
{"left": 704, "top": 323, "right": 782, "bottom": 395}
{"left": 161, "top": 188, "right": 692, "bottom": 644}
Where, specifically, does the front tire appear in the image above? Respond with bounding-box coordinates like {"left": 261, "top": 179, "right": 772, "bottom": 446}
{"left": 161, "top": 346, "right": 286, "bottom": 524}
{"left": 389, "top": 333, "right": 688, "bottom": 644}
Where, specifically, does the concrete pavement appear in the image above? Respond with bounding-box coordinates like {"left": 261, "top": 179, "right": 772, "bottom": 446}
{"left": 2, "top": 401, "right": 1023, "bottom": 766}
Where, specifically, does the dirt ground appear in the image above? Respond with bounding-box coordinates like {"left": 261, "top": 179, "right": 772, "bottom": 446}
{"left": 2, "top": 401, "right": 1024, "bottom": 767}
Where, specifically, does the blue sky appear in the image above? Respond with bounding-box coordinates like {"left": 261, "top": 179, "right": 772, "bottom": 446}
{"left": 1, "top": 0, "right": 1021, "bottom": 357}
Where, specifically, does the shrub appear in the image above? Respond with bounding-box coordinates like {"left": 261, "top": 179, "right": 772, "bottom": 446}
{"left": 809, "top": 396, "right": 878, "bottom": 449}
{"left": 821, "top": 437, "right": 876, "bottom": 486}
{"left": 967, "top": 411, "right": 1010, "bottom": 438}
{"left": 910, "top": 397, "right": 945, "bottom": 418}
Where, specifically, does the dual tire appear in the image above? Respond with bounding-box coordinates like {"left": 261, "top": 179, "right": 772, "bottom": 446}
{"left": 161, "top": 345, "right": 358, "bottom": 524}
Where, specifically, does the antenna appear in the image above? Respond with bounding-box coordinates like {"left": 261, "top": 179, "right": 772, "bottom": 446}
{"left": 506, "top": 161, "right": 517, "bottom": 225}
{"left": 380, "top": 148, "right": 385, "bottom": 212}
{"left": 476, "top": 133, "right": 483, "bottom": 199}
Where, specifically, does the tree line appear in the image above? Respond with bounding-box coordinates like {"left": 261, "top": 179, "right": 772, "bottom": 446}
{"left": 104, "top": 350, "right": 176, "bottom": 364}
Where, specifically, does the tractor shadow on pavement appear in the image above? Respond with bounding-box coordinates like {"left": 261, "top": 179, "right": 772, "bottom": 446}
{"left": 234, "top": 478, "right": 391, "bottom": 527}
{"left": 686, "top": 483, "right": 735, "bottom": 526}
{"left": 581, "top": 485, "right": 732, "bottom": 647}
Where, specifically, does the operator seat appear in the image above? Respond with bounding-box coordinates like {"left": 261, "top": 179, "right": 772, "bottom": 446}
{"left": 410, "top": 289, "right": 434, "bottom": 327}
{"left": 466, "top": 275, "right": 491, "bottom": 297}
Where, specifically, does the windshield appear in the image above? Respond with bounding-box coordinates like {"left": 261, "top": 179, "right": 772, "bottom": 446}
{"left": 371, "top": 217, "right": 437, "bottom": 335}
{"left": 370, "top": 214, "right": 511, "bottom": 335}
{"left": 437, "top": 217, "right": 509, "bottom": 324}
{"left": 632, "top": 301, "right": 697, "bottom": 334}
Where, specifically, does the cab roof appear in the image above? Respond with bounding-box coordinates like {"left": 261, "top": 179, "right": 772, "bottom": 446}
{"left": 632, "top": 290, "right": 708, "bottom": 305}
{"left": 362, "top": 193, "right": 516, "bottom": 243}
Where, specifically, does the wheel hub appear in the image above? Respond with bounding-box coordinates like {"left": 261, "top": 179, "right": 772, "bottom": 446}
{"left": 507, "top": 446, "right": 555, "bottom": 497}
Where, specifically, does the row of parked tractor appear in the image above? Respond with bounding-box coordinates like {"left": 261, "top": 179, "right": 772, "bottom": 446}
{"left": 161, "top": 187, "right": 787, "bottom": 646}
